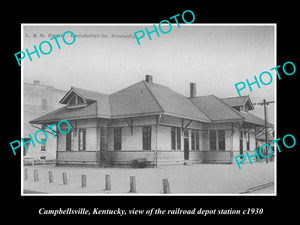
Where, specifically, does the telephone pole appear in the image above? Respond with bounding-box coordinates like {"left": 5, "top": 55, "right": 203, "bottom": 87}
{"left": 253, "top": 99, "right": 274, "bottom": 163}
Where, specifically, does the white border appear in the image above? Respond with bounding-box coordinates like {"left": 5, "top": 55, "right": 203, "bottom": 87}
{"left": 21, "top": 23, "right": 277, "bottom": 196}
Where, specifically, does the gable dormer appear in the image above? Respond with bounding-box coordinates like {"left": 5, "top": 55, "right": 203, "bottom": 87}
{"left": 221, "top": 95, "right": 254, "bottom": 112}
{"left": 59, "top": 87, "right": 89, "bottom": 109}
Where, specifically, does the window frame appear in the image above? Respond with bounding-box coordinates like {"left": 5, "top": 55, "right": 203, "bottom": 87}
{"left": 113, "top": 127, "right": 122, "bottom": 151}
{"left": 100, "top": 127, "right": 107, "bottom": 151}
{"left": 66, "top": 130, "right": 74, "bottom": 151}
{"left": 171, "top": 127, "right": 182, "bottom": 150}
{"left": 41, "top": 98, "right": 47, "bottom": 111}
{"left": 142, "top": 126, "right": 152, "bottom": 150}
{"left": 78, "top": 128, "right": 86, "bottom": 151}
{"left": 176, "top": 128, "right": 181, "bottom": 150}
{"left": 209, "top": 130, "right": 217, "bottom": 151}
{"left": 218, "top": 130, "right": 226, "bottom": 151}
{"left": 246, "top": 132, "right": 250, "bottom": 151}
{"left": 171, "top": 127, "right": 176, "bottom": 150}
{"left": 209, "top": 130, "right": 226, "bottom": 151}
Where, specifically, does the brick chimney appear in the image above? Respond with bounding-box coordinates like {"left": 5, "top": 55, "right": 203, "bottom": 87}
{"left": 145, "top": 75, "right": 153, "bottom": 84}
{"left": 190, "top": 83, "right": 196, "bottom": 98}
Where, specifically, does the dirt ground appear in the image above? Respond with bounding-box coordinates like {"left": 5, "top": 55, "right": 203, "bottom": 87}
{"left": 22, "top": 162, "right": 275, "bottom": 195}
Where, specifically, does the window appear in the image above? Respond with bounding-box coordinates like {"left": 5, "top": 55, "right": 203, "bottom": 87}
{"left": 41, "top": 139, "right": 46, "bottom": 151}
{"left": 171, "top": 128, "right": 176, "bottom": 150}
{"left": 176, "top": 128, "right": 181, "bottom": 150}
{"left": 210, "top": 130, "right": 226, "bottom": 151}
{"left": 218, "top": 130, "right": 225, "bottom": 151}
{"left": 239, "top": 131, "right": 243, "bottom": 152}
{"left": 100, "top": 127, "right": 107, "bottom": 151}
{"left": 195, "top": 131, "right": 200, "bottom": 150}
{"left": 191, "top": 130, "right": 195, "bottom": 150}
{"left": 209, "top": 130, "right": 217, "bottom": 150}
{"left": 78, "top": 129, "right": 86, "bottom": 151}
{"left": 114, "top": 127, "right": 122, "bottom": 151}
{"left": 171, "top": 127, "right": 181, "bottom": 150}
{"left": 68, "top": 95, "right": 85, "bottom": 106}
{"left": 77, "top": 96, "right": 84, "bottom": 104}
{"left": 184, "top": 130, "right": 189, "bottom": 152}
{"left": 142, "top": 126, "right": 152, "bottom": 150}
{"left": 69, "top": 96, "right": 76, "bottom": 105}
{"left": 42, "top": 99, "right": 47, "bottom": 111}
{"left": 191, "top": 130, "right": 200, "bottom": 150}
{"left": 246, "top": 132, "right": 250, "bottom": 151}
{"left": 66, "top": 130, "right": 74, "bottom": 151}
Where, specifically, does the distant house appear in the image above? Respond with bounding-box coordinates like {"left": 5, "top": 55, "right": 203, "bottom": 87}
{"left": 23, "top": 80, "right": 66, "bottom": 161}
{"left": 30, "top": 75, "right": 273, "bottom": 166}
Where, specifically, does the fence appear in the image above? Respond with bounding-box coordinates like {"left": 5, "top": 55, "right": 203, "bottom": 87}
{"left": 23, "top": 168, "right": 172, "bottom": 194}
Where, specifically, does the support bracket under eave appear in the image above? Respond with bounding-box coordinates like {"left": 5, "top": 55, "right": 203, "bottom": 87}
{"left": 255, "top": 126, "right": 266, "bottom": 136}
{"left": 232, "top": 120, "right": 243, "bottom": 134}
{"left": 182, "top": 119, "right": 193, "bottom": 132}
{"left": 30, "top": 123, "right": 57, "bottom": 136}
{"left": 124, "top": 118, "right": 133, "bottom": 135}
{"left": 68, "top": 120, "right": 77, "bottom": 136}
{"left": 244, "top": 124, "right": 256, "bottom": 133}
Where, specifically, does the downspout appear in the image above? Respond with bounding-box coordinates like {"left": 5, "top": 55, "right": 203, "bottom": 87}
{"left": 155, "top": 114, "right": 162, "bottom": 168}
{"left": 230, "top": 122, "right": 234, "bottom": 164}
{"left": 55, "top": 122, "right": 59, "bottom": 166}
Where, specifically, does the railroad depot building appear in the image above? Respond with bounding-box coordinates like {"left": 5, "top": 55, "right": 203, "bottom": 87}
{"left": 30, "top": 75, "right": 273, "bottom": 166}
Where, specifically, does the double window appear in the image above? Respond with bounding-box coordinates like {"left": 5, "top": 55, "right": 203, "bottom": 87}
{"left": 191, "top": 130, "right": 200, "bottom": 151}
{"left": 65, "top": 129, "right": 86, "bottom": 151}
{"left": 171, "top": 127, "right": 181, "bottom": 150}
{"left": 209, "top": 130, "right": 226, "bottom": 151}
{"left": 69, "top": 95, "right": 84, "bottom": 105}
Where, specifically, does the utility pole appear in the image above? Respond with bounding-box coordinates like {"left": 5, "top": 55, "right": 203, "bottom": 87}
{"left": 253, "top": 99, "right": 274, "bottom": 163}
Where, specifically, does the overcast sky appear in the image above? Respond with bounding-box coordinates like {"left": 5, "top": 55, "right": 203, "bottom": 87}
{"left": 22, "top": 24, "right": 275, "bottom": 124}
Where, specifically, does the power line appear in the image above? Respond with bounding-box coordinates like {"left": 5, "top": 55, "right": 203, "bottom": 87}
{"left": 253, "top": 99, "right": 275, "bottom": 164}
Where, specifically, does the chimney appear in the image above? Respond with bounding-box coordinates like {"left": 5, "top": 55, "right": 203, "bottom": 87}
{"left": 34, "top": 80, "right": 40, "bottom": 85}
{"left": 145, "top": 75, "right": 153, "bottom": 84}
{"left": 190, "top": 83, "right": 196, "bottom": 98}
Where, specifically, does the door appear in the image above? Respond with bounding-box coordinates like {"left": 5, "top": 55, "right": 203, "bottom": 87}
{"left": 184, "top": 130, "right": 189, "bottom": 160}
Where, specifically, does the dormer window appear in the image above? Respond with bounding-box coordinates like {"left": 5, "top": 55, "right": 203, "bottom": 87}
{"left": 67, "top": 94, "right": 87, "bottom": 108}
{"left": 69, "top": 95, "right": 84, "bottom": 105}
{"left": 59, "top": 87, "right": 96, "bottom": 109}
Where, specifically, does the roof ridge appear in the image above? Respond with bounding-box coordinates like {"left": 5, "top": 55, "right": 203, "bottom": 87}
{"left": 72, "top": 86, "right": 108, "bottom": 96}
{"left": 110, "top": 80, "right": 145, "bottom": 96}
{"left": 221, "top": 95, "right": 249, "bottom": 100}
{"left": 211, "top": 95, "right": 245, "bottom": 120}
{"left": 142, "top": 81, "right": 164, "bottom": 113}
{"left": 189, "top": 97, "right": 213, "bottom": 122}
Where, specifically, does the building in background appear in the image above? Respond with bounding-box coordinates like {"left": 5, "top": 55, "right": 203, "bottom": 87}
{"left": 23, "top": 80, "right": 66, "bottom": 161}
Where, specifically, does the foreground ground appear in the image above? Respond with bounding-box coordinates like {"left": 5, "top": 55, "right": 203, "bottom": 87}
{"left": 22, "top": 162, "right": 275, "bottom": 195}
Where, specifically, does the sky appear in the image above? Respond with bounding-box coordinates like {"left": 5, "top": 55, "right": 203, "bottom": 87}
{"left": 22, "top": 24, "right": 275, "bottom": 124}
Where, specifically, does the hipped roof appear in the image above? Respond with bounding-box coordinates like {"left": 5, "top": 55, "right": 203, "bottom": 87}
{"left": 30, "top": 81, "right": 211, "bottom": 124}
{"left": 30, "top": 79, "right": 273, "bottom": 128}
